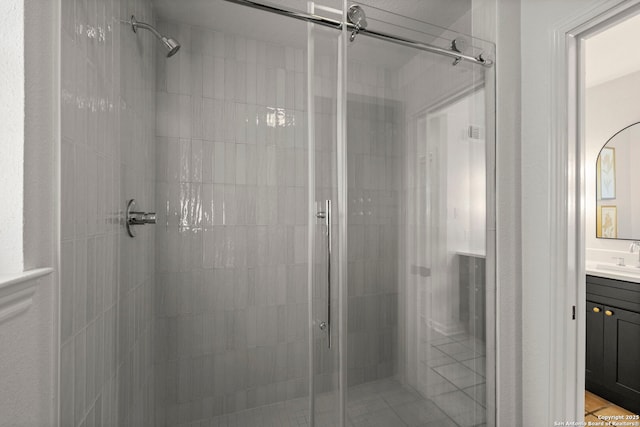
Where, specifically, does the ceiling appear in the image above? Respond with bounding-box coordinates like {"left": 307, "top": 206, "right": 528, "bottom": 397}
{"left": 151, "top": 0, "right": 472, "bottom": 68}
{"left": 585, "top": 12, "right": 640, "bottom": 88}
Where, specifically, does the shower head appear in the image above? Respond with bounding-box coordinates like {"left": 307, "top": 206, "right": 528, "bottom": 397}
{"left": 131, "top": 15, "right": 181, "bottom": 57}
{"left": 162, "top": 37, "right": 181, "bottom": 57}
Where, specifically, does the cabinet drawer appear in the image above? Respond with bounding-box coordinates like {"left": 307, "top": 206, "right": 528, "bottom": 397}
{"left": 586, "top": 275, "right": 640, "bottom": 313}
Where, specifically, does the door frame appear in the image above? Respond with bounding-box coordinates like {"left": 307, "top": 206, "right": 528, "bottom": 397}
{"left": 550, "top": 0, "right": 640, "bottom": 421}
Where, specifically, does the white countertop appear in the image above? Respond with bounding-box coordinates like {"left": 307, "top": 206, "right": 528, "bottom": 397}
{"left": 585, "top": 263, "right": 640, "bottom": 284}
{"left": 456, "top": 250, "right": 486, "bottom": 258}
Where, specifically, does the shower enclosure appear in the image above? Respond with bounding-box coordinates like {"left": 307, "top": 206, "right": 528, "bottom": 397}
{"left": 59, "top": 0, "right": 494, "bottom": 426}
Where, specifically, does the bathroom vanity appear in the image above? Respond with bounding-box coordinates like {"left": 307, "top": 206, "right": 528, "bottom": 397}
{"left": 458, "top": 253, "right": 486, "bottom": 341}
{"left": 585, "top": 273, "right": 640, "bottom": 413}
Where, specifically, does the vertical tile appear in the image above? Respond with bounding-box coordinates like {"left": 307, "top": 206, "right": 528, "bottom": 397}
{"left": 213, "top": 142, "right": 226, "bottom": 184}
{"left": 294, "top": 72, "right": 305, "bottom": 111}
{"left": 192, "top": 96, "right": 203, "bottom": 140}
{"left": 202, "top": 141, "right": 214, "bottom": 184}
{"left": 61, "top": 240, "right": 75, "bottom": 343}
{"left": 224, "top": 101, "right": 236, "bottom": 142}
{"left": 246, "top": 104, "right": 257, "bottom": 146}
{"left": 179, "top": 138, "right": 191, "bottom": 183}
{"left": 212, "top": 184, "right": 225, "bottom": 226}
{"left": 179, "top": 51, "right": 193, "bottom": 95}
{"left": 74, "top": 329, "right": 86, "bottom": 425}
{"left": 166, "top": 45, "right": 181, "bottom": 94}
{"left": 86, "top": 237, "right": 96, "bottom": 322}
{"left": 203, "top": 54, "right": 214, "bottom": 98}
{"left": 202, "top": 98, "right": 214, "bottom": 140}
{"left": 224, "top": 143, "right": 236, "bottom": 185}
{"left": 86, "top": 319, "right": 96, "bottom": 405}
{"left": 156, "top": 92, "right": 170, "bottom": 137}
{"left": 246, "top": 61, "right": 257, "bottom": 105}
{"left": 94, "top": 315, "right": 104, "bottom": 403}
{"left": 60, "top": 338, "right": 75, "bottom": 427}
{"left": 285, "top": 70, "right": 295, "bottom": 110}
{"left": 192, "top": 139, "right": 203, "bottom": 183}
{"left": 256, "top": 62, "right": 266, "bottom": 106}
{"left": 223, "top": 185, "right": 237, "bottom": 226}
{"left": 236, "top": 144, "right": 246, "bottom": 185}
{"left": 213, "top": 57, "right": 225, "bottom": 100}
{"left": 75, "top": 145, "right": 88, "bottom": 236}
{"left": 235, "top": 103, "right": 247, "bottom": 144}
{"left": 179, "top": 94, "right": 192, "bottom": 138}
{"left": 61, "top": 141, "right": 76, "bottom": 240}
{"left": 224, "top": 59, "right": 236, "bottom": 101}
{"left": 74, "top": 238, "right": 88, "bottom": 333}
{"left": 245, "top": 145, "right": 257, "bottom": 186}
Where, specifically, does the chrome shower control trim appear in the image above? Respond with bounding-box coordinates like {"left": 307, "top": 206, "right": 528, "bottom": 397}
{"left": 126, "top": 199, "right": 156, "bottom": 238}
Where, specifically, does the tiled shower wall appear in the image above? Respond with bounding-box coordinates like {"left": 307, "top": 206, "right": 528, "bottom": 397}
{"left": 346, "top": 94, "right": 401, "bottom": 387}
{"left": 59, "top": 0, "right": 156, "bottom": 425}
{"left": 153, "top": 22, "right": 309, "bottom": 425}
{"left": 152, "top": 19, "right": 404, "bottom": 424}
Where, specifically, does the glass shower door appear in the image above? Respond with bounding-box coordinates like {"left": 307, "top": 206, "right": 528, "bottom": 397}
{"left": 343, "top": 4, "right": 495, "bottom": 427}
{"left": 306, "top": 4, "right": 342, "bottom": 425}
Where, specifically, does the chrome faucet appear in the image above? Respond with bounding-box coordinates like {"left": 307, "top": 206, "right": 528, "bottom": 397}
{"left": 612, "top": 256, "right": 625, "bottom": 266}
{"left": 629, "top": 241, "right": 640, "bottom": 267}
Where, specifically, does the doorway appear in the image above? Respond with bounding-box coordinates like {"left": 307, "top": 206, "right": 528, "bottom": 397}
{"left": 581, "top": 10, "right": 640, "bottom": 421}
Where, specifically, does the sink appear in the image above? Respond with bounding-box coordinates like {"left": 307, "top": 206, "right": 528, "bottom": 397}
{"left": 595, "top": 263, "right": 640, "bottom": 274}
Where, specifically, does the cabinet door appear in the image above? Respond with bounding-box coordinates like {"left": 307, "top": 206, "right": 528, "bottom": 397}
{"left": 603, "top": 306, "right": 640, "bottom": 413}
{"left": 586, "top": 301, "right": 604, "bottom": 384}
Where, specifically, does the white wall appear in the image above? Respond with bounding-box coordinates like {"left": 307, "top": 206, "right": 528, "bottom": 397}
{"left": 471, "top": 0, "right": 522, "bottom": 425}
{"left": 585, "top": 70, "right": 640, "bottom": 262}
{"left": 519, "top": 0, "right": 628, "bottom": 425}
{"left": 0, "top": 0, "right": 24, "bottom": 274}
{"left": 0, "top": 0, "right": 59, "bottom": 425}
{"left": 0, "top": 275, "right": 54, "bottom": 426}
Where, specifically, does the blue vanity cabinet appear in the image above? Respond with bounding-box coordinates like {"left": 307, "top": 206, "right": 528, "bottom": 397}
{"left": 586, "top": 275, "right": 640, "bottom": 414}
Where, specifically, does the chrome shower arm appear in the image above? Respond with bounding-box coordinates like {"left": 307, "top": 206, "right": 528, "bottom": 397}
{"left": 131, "top": 16, "right": 163, "bottom": 40}
{"left": 129, "top": 15, "right": 180, "bottom": 57}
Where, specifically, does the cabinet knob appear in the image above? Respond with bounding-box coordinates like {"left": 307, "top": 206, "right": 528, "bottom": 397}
{"left": 605, "top": 310, "right": 614, "bottom": 316}
{"left": 592, "top": 307, "right": 601, "bottom": 313}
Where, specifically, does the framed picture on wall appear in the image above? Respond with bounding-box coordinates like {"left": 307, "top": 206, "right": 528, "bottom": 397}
{"left": 599, "top": 147, "right": 616, "bottom": 199}
{"left": 598, "top": 205, "right": 618, "bottom": 238}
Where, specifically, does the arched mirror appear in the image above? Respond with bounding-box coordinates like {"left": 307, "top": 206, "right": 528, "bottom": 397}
{"left": 596, "top": 122, "right": 640, "bottom": 239}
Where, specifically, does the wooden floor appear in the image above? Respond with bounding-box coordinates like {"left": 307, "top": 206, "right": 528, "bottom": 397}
{"left": 585, "top": 391, "right": 639, "bottom": 425}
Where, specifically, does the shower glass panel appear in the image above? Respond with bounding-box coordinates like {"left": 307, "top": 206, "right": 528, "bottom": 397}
{"left": 153, "top": 7, "right": 320, "bottom": 424}
{"left": 343, "top": 4, "right": 495, "bottom": 427}
{"left": 307, "top": 4, "right": 341, "bottom": 426}
{"left": 153, "top": 1, "right": 495, "bottom": 426}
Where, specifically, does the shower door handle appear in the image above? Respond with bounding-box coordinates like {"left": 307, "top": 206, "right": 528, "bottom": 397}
{"left": 316, "top": 200, "right": 332, "bottom": 349}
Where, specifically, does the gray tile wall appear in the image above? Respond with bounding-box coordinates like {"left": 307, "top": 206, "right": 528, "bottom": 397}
{"left": 153, "top": 22, "right": 310, "bottom": 426}
{"left": 346, "top": 95, "right": 401, "bottom": 387}
{"left": 60, "top": 0, "right": 156, "bottom": 425}
{"left": 153, "top": 19, "right": 402, "bottom": 426}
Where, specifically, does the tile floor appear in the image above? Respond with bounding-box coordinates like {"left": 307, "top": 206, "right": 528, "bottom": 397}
{"left": 177, "top": 331, "right": 487, "bottom": 427}
{"left": 585, "top": 391, "right": 639, "bottom": 426}
{"left": 191, "top": 378, "right": 484, "bottom": 427}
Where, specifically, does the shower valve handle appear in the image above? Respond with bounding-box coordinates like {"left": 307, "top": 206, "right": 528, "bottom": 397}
{"left": 126, "top": 199, "right": 156, "bottom": 237}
